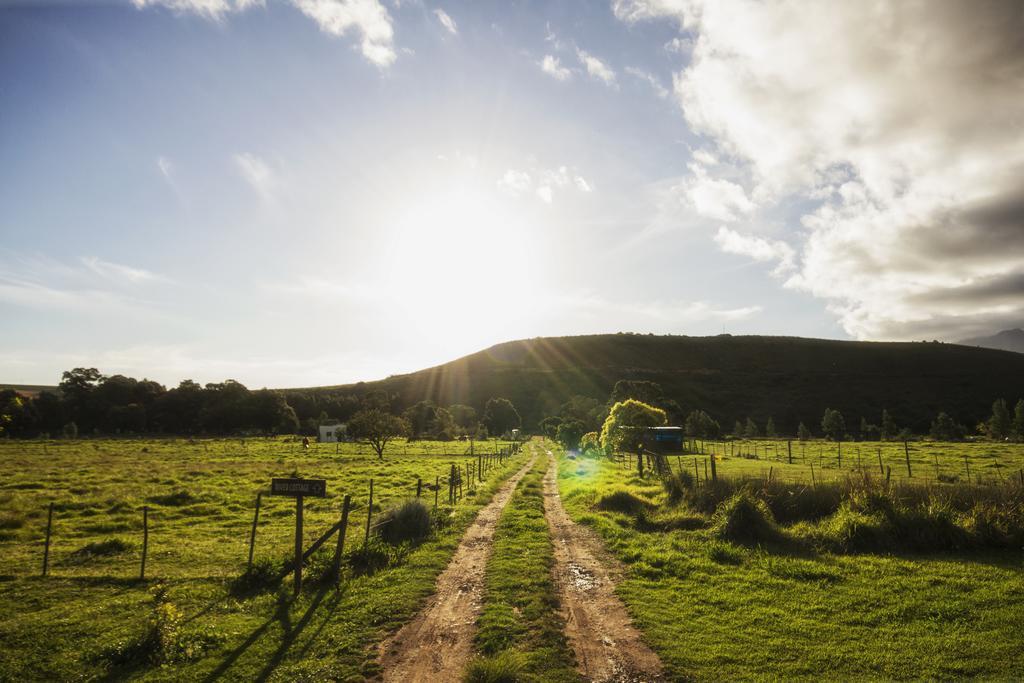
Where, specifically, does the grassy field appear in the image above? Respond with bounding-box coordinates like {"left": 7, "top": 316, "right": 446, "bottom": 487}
{"left": 0, "top": 437, "right": 524, "bottom": 681}
{"left": 652, "top": 438, "right": 1024, "bottom": 487}
{"left": 559, "top": 442, "right": 1024, "bottom": 680}
{"left": 468, "top": 455, "right": 578, "bottom": 682}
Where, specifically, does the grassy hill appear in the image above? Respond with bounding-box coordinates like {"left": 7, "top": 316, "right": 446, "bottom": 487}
{"left": 292, "top": 334, "right": 1024, "bottom": 435}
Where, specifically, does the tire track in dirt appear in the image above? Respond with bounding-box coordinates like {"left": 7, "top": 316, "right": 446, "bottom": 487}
{"left": 378, "top": 453, "right": 537, "bottom": 683}
{"left": 542, "top": 448, "right": 667, "bottom": 682}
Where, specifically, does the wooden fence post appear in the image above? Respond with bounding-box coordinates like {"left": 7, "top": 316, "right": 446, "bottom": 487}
{"left": 42, "top": 502, "right": 54, "bottom": 577}
{"left": 247, "top": 492, "right": 262, "bottom": 572}
{"left": 364, "top": 479, "right": 374, "bottom": 549}
{"left": 694, "top": 458, "right": 699, "bottom": 484}
{"left": 878, "top": 447, "right": 884, "bottom": 476}
{"left": 787, "top": 440, "right": 792, "bottom": 464}
{"left": 710, "top": 454, "right": 717, "bottom": 482}
{"left": 332, "top": 495, "right": 352, "bottom": 584}
{"left": 964, "top": 455, "right": 970, "bottom": 481}
{"left": 141, "top": 506, "right": 149, "bottom": 580}
{"left": 293, "top": 495, "right": 304, "bottom": 595}
{"left": 434, "top": 476, "right": 439, "bottom": 510}
{"left": 837, "top": 442, "right": 842, "bottom": 468}
{"left": 904, "top": 441, "right": 912, "bottom": 478}
{"left": 885, "top": 465, "right": 892, "bottom": 486}
{"left": 704, "top": 458, "right": 709, "bottom": 481}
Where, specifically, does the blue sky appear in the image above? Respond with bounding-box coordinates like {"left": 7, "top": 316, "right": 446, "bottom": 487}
{"left": 2, "top": 0, "right": 1021, "bottom": 387}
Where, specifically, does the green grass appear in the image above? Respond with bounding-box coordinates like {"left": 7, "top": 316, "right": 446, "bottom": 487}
{"left": 558, "top": 446, "right": 1024, "bottom": 681}
{"left": 0, "top": 437, "right": 524, "bottom": 681}
{"left": 469, "top": 456, "right": 578, "bottom": 682}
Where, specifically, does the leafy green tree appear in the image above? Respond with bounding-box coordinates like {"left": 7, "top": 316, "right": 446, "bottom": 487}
{"left": 607, "top": 380, "right": 682, "bottom": 422}
{"left": 558, "top": 395, "right": 605, "bottom": 433}
{"left": 988, "top": 399, "right": 1012, "bottom": 440}
{"left": 733, "top": 420, "right": 745, "bottom": 438}
{"left": 821, "top": 408, "right": 846, "bottom": 441}
{"left": 765, "top": 417, "right": 777, "bottom": 438}
{"left": 744, "top": 417, "right": 759, "bottom": 438}
{"left": 929, "top": 412, "right": 960, "bottom": 441}
{"left": 880, "top": 409, "right": 898, "bottom": 441}
{"left": 599, "top": 399, "right": 667, "bottom": 453}
{"left": 1013, "top": 399, "right": 1024, "bottom": 442}
{"left": 448, "top": 404, "right": 478, "bottom": 433}
{"left": 348, "top": 408, "right": 409, "bottom": 458}
{"left": 540, "top": 416, "right": 563, "bottom": 440}
{"left": 580, "top": 431, "right": 601, "bottom": 455}
{"left": 483, "top": 398, "right": 521, "bottom": 437}
{"left": 556, "top": 419, "right": 586, "bottom": 451}
{"left": 859, "top": 417, "right": 880, "bottom": 441}
{"left": 797, "top": 422, "right": 812, "bottom": 441}
{"left": 684, "top": 409, "right": 720, "bottom": 438}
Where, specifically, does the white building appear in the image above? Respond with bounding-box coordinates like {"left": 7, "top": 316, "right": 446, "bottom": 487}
{"left": 318, "top": 423, "right": 346, "bottom": 443}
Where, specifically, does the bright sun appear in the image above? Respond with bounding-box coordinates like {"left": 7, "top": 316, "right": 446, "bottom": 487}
{"left": 381, "top": 183, "right": 542, "bottom": 350}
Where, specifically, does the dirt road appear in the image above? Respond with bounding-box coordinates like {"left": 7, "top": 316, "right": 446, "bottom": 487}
{"left": 378, "top": 454, "right": 537, "bottom": 682}
{"left": 543, "top": 449, "right": 666, "bottom": 682}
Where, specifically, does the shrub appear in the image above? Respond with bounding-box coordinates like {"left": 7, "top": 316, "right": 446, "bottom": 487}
{"left": 229, "top": 557, "right": 281, "bottom": 596}
{"left": 105, "top": 585, "right": 221, "bottom": 666}
{"left": 464, "top": 650, "right": 526, "bottom": 683}
{"left": 377, "top": 499, "right": 432, "bottom": 546}
{"left": 710, "top": 491, "right": 780, "bottom": 545}
{"left": 661, "top": 470, "right": 694, "bottom": 504}
{"left": 595, "top": 489, "right": 653, "bottom": 516}
{"left": 67, "top": 538, "right": 132, "bottom": 564}
{"left": 348, "top": 536, "right": 405, "bottom": 576}
{"left": 146, "top": 491, "right": 196, "bottom": 507}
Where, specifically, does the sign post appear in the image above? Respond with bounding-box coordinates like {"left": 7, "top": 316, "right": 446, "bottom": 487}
{"left": 271, "top": 478, "right": 327, "bottom": 596}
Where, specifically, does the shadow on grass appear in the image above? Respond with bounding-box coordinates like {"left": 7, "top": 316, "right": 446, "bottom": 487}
{"left": 202, "top": 582, "right": 341, "bottom": 683}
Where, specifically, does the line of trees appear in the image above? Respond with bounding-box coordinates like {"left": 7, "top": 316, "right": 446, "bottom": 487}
{"left": 539, "top": 378, "right": 1024, "bottom": 449}
{"left": 0, "top": 368, "right": 524, "bottom": 442}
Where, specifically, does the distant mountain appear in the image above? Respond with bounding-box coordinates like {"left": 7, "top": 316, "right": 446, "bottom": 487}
{"left": 290, "top": 333, "right": 1024, "bottom": 434}
{"left": 959, "top": 328, "right": 1024, "bottom": 354}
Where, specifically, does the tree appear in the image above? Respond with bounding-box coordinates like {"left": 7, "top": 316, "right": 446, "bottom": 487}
{"left": 483, "top": 398, "right": 521, "bottom": 437}
{"left": 988, "top": 399, "right": 1012, "bottom": 440}
{"left": 860, "top": 417, "right": 880, "bottom": 441}
{"left": 347, "top": 408, "right": 409, "bottom": 458}
{"left": 733, "top": 420, "right": 745, "bottom": 438}
{"left": 448, "top": 404, "right": 478, "bottom": 433}
{"left": 580, "top": 431, "right": 601, "bottom": 455}
{"left": 607, "top": 380, "right": 681, "bottom": 422}
{"left": 1013, "top": 399, "right": 1024, "bottom": 442}
{"left": 880, "top": 409, "right": 898, "bottom": 441}
{"left": 930, "top": 412, "right": 961, "bottom": 441}
{"left": 599, "top": 399, "right": 667, "bottom": 453}
{"left": 558, "top": 395, "right": 605, "bottom": 433}
{"left": 556, "top": 419, "right": 586, "bottom": 451}
{"left": 540, "top": 416, "right": 563, "bottom": 440}
{"left": 765, "top": 417, "right": 777, "bottom": 438}
{"left": 797, "top": 422, "right": 812, "bottom": 441}
{"left": 684, "top": 409, "right": 720, "bottom": 438}
{"left": 821, "top": 408, "right": 846, "bottom": 441}
{"left": 744, "top": 417, "right": 759, "bottom": 439}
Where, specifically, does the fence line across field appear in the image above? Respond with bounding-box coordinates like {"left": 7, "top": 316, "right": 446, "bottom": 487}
{"left": 21, "top": 442, "right": 522, "bottom": 583}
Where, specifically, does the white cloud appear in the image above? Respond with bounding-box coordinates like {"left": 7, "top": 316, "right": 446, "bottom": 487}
{"left": 714, "top": 227, "right": 795, "bottom": 275}
{"left": 433, "top": 8, "right": 457, "bottom": 35}
{"left": 130, "top": 0, "right": 258, "bottom": 19}
{"left": 134, "top": 0, "right": 395, "bottom": 68}
{"left": 575, "top": 48, "right": 616, "bottom": 86}
{"left": 620, "top": 0, "right": 1024, "bottom": 341}
{"left": 625, "top": 66, "right": 669, "bottom": 99}
{"left": 156, "top": 156, "right": 174, "bottom": 181}
{"left": 498, "top": 169, "right": 532, "bottom": 196}
{"left": 499, "top": 165, "right": 592, "bottom": 203}
{"left": 292, "top": 0, "right": 396, "bottom": 67}
{"left": 81, "top": 257, "right": 164, "bottom": 284}
{"left": 682, "top": 163, "right": 755, "bottom": 222}
{"left": 539, "top": 55, "right": 572, "bottom": 81}
{"left": 233, "top": 152, "right": 276, "bottom": 200}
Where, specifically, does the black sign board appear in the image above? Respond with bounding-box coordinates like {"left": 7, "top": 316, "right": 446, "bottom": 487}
{"left": 271, "top": 478, "right": 327, "bottom": 498}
